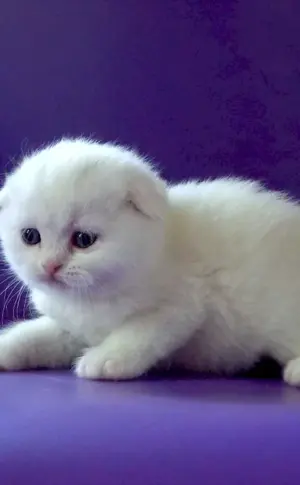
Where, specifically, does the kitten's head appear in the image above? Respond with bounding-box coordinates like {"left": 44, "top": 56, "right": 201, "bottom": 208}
{"left": 0, "top": 138, "right": 167, "bottom": 296}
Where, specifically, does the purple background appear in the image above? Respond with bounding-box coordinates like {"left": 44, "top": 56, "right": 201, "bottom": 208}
{"left": 1, "top": 1, "right": 300, "bottom": 191}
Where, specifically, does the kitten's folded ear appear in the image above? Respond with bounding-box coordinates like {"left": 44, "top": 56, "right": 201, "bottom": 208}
{"left": 127, "top": 166, "right": 167, "bottom": 220}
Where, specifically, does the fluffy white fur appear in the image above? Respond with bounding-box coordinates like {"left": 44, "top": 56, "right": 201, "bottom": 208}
{"left": 1, "top": 138, "right": 300, "bottom": 385}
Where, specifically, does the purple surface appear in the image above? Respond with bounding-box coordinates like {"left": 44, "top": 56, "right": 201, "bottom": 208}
{"left": 0, "top": 371, "right": 300, "bottom": 485}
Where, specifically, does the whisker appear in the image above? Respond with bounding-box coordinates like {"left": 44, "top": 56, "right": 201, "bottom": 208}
{"left": 12, "top": 285, "right": 20, "bottom": 320}
{"left": 6, "top": 281, "right": 21, "bottom": 309}
{"left": 13, "top": 284, "right": 25, "bottom": 321}
{"left": 0, "top": 277, "right": 18, "bottom": 298}
{"left": 1, "top": 280, "right": 20, "bottom": 324}
{"left": 22, "top": 288, "right": 30, "bottom": 319}
{"left": 0, "top": 275, "right": 17, "bottom": 292}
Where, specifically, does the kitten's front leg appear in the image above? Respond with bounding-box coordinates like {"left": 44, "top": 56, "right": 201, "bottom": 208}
{"left": 0, "top": 316, "right": 81, "bottom": 371}
{"left": 75, "top": 307, "right": 204, "bottom": 380}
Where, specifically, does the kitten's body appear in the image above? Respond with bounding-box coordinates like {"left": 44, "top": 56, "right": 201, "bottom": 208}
{"left": 1, "top": 138, "right": 300, "bottom": 385}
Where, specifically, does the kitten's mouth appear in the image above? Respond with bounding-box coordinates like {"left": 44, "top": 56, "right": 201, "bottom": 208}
{"left": 39, "top": 273, "right": 66, "bottom": 288}
{"left": 37, "top": 271, "right": 92, "bottom": 290}
{"left": 49, "top": 278, "right": 65, "bottom": 287}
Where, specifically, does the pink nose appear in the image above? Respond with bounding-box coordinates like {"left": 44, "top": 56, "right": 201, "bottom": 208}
{"left": 43, "top": 262, "right": 63, "bottom": 276}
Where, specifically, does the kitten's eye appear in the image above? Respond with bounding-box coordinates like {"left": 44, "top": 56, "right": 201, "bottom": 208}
{"left": 71, "top": 231, "right": 98, "bottom": 249}
{"left": 21, "top": 228, "right": 41, "bottom": 246}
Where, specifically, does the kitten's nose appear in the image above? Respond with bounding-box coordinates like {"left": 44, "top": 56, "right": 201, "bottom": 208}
{"left": 43, "top": 261, "right": 63, "bottom": 277}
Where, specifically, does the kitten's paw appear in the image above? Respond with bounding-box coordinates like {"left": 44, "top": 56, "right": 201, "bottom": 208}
{"left": 283, "top": 358, "right": 300, "bottom": 386}
{"left": 74, "top": 347, "right": 147, "bottom": 380}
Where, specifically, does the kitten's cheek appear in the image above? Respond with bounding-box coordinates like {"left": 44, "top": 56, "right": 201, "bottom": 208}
{"left": 15, "top": 266, "right": 34, "bottom": 285}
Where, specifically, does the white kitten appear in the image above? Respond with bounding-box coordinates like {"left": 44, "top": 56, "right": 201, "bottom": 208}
{"left": 1, "top": 138, "right": 300, "bottom": 385}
